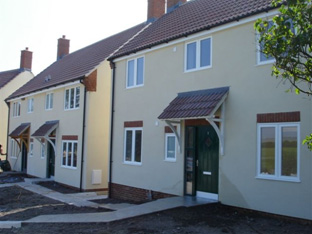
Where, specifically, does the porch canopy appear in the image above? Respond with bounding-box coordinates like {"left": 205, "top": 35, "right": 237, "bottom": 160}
{"left": 158, "top": 87, "right": 229, "bottom": 155}
{"left": 32, "top": 120, "right": 59, "bottom": 154}
{"left": 9, "top": 122, "right": 31, "bottom": 150}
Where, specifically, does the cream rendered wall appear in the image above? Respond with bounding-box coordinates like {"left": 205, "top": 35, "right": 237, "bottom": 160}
{"left": 0, "top": 71, "right": 33, "bottom": 156}
{"left": 112, "top": 20, "right": 312, "bottom": 219}
{"left": 83, "top": 61, "right": 111, "bottom": 191}
{"left": 8, "top": 83, "right": 84, "bottom": 189}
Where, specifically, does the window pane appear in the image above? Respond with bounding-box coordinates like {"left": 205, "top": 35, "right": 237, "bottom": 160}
{"left": 73, "top": 143, "right": 77, "bottom": 167}
{"left": 167, "top": 136, "right": 176, "bottom": 159}
{"left": 187, "top": 42, "right": 196, "bottom": 70}
{"left": 75, "top": 87, "right": 80, "bottom": 108}
{"left": 281, "top": 126, "right": 297, "bottom": 177}
{"left": 45, "top": 95, "right": 49, "bottom": 109}
{"left": 65, "top": 90, "right": 69, "bottom": 109}
{"left": 50, "top": 93, "right": 54, "bottom": 109}
{"left": 62, "top": 142, "right": 67, "bottom": 166}
{"left": 127, "top": 60, "right": 135, "bottom": 87}
{"left": 200, "top": 38, "right": 211, "bottom": 67}
{"left": 125, "top": 130, "right": 133, "bottom": 161}
{"left": 136, "top": 57, "right": 144, "bottom": 85}
{"left": 260, "top": 21, "right": 274, "bottom": 62}
{"left": 260, "top": 127, "right": 275, "bottom": 175}
{"left": 70, "top": 88, "right": 75, "bottom": 109}
{"left": 135, "top": 130, "right": 142, "bottom": 162}
{"left": 68, "top": 142, "right": 72, "bottom": 166}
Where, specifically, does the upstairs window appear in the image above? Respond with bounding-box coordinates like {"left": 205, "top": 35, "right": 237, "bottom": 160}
{"left": 45, "top": 93, "right": 53, "bottom": 110}
{"left": 27, "top": 98, "right": 34, "bottom": 113}
{"left": 258, "top": 20, "right": 275, "bottom": 64}
{"left": 13, "top": 101, "right": 21, "bottom": 117}
{"left": 185, "top": 37, "right": 212, "bottom": 71}
{"left": 65, "top": 87, "right": 80, "bottom": 110}
{"left": 127, "top": 57, "right": 144, "bottom": 88}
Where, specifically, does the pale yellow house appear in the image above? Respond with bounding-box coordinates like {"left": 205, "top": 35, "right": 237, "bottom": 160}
{"left": 6, "top": 24, "right": 146, "bottom": 192}
{"left": 108, "top": 0, "right": 312, "bottom": 220}
{"left": 0, "top": 48, "right": 34, "bottom": 160}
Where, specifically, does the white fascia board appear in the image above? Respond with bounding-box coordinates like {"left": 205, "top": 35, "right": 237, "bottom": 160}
{"left": 113, "top": 10, "right": 279, "bottom": 62}
{"left": 7, "top": 80, "right": 81, "bottom": 103}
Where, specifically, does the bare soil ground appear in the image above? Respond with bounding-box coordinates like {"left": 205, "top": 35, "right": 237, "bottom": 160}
{"left": 0, "top": 173, "right": 311, "bottom": 234}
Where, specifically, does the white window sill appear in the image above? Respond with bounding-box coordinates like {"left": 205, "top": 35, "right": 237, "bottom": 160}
{"left": 256, "top": 175, "right": 300, "bottom": 183}
{"left": 184, "top": 65, "right": 212, "bottom": 73}
{"left": 164, "top": 158, "right": 176, "bottom": 162}
{"left": 256, "top": 59, "right": 275, "bottom": 66}
{"left": 123, "top": 162, "right": 142, "bottom": 166}
{"left": 61, "top": 166, "right": 77, "bottom": 170}
{"left": 126, "top": 84, "right": 144, "bottom": 90}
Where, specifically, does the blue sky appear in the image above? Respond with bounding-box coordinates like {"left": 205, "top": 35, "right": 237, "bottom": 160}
{"left": 0, "top": 0, "right": 147, "bottom": 75}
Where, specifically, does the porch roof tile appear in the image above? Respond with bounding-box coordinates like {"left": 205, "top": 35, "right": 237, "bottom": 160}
{"left": 32, "top": 120, "right": 59, "bottom": 137}
{"left": 9, "top": 123, "right": 30, "bottom": 138}
{"left": 158, "top": 87, "right": 229, "bottom": 120}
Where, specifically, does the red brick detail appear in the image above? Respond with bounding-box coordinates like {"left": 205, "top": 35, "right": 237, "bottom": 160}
{"left": 185, "top": 119, "right": 209, "bottom": 126}
{"left": 57, "top": 35, "right": 70, "bottom": 60}
{"left": 20, "top": 47, "right": 32, "bottom": 71}
{"left": 84, "top": 69, "right": 97, "bottom": 92}
{"left": 124, "top": 121, "right": 143, "bottom": 128}
{"left": 147, "top": 0, "right": 165, "bottom": 21}
{"left": 165, "top": 126, "right": 177, "bottom": 133}
{"left": 257, "top": 112, "right": 300, "bottom": 123}
{"left": 110, "top": 183, "right": 175, "bottom": 203}
{"left": 62, "top": 135, "right": 78, "bottom": 140}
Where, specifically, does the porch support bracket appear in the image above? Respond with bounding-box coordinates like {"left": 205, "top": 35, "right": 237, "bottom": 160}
{"left": 205, "top": 103, "right": 225, "bottom": 156}
{"left": 33, "top": 136, "right": 57, "bottom": 156}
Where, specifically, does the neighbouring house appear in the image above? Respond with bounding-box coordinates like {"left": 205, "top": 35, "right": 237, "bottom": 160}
{"left": 108, "top": 0, "right": 312, "bottom": 220}
{"left": 5, "top": 22, "right": 147, "bottom": 192}
{"left": 0, "top": 48, "right": 34, "bottom": 160}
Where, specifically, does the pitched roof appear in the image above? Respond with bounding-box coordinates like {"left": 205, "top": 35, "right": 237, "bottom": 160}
{"left": 32, "top": 120, "right": 59, "bottom": 137}
{"left": 7, "top": 23, "right": 147, "bottom": 100}
{"left": 158, "top": 87, "right": 229, "bottom": 120}
{"left": 0, "top": 69, "right": 21, "bottom": 89}
{"left": 9, "top": 123, "right": 30, "bottom": 138}
{"left": 111, "top": 0, "right": 275, "bottom": 59}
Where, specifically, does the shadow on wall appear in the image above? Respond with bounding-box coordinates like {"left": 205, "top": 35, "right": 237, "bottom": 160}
{"left": 219, "top": 171, "right": 249, "bottom": 208}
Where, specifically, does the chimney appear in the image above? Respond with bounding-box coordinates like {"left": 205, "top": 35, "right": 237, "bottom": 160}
{"left": 20, "top": 47, "right": 32, "bottom": 71}
{"left": 57, "top": 35, "right": 70, "bottom": 60}
{"left": 147, "top": 0, "right": 166, "bottom": 23}
{"left": 167, "top": 0, "right": 187, "bottom": 13}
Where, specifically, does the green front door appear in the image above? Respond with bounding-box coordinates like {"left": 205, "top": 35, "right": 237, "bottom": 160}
{"left": 196, "top": 125, "right": 219, "bottom": 194}
{"left": 47, "top": 140, "right": 55, "bottom": 178}
{"left": 185, "top": 125, "right": 219, "bottom": 196}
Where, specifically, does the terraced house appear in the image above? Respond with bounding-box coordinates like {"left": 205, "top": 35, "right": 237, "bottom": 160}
{"left": 5, "top": 24, "right": 146, "bottom": 192}
{"left": 0, "top": 48, "right": 34, "bottom": 159}
{"left": 108, "top": 0, "right": 312, "bottom": 220}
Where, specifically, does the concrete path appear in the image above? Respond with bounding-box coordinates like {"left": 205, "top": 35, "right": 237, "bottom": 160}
{"left": 0, "top": 178, "right": 216, "bottom": 228}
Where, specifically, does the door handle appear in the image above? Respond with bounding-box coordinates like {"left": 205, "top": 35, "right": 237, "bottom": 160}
{"left": 203, "top": 171, "right": 212, "bottom": 175}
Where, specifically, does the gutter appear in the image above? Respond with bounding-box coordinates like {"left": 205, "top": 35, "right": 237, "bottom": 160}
{"left": 108, "top": 61, "right": 116, "bottom": 198}
{"left": 79, "top": 78, "right": 87, "bottom": 192}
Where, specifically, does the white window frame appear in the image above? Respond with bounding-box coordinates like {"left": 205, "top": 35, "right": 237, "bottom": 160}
{"left": 61, "top": 140, "right": 78, "bottom": 169}
{"left": 257, "top": 19, "right": 276, "bottom": 65}
{"left": 126, "top": 56, "right": 145, "bottom": 89}
{"left": 27, "top": 98, "right": 34, "bottom": 113}
{"left": 29, "top": 142, "right": 34, "bottom": 157}
{"left": 64, "top": 87, "right": 80, "bottom": 110}
{"left": 12, "top": 101, "right": 21, "bottom": 117}
{"left": 185, "top": 37, "right": 212, "bottom": 72}
{"left": 41, "top": 141, "right": 46, "bottom": 159}
{"left": 257, "top": 122, "right": 300, "bottom": 182}
{"left": 165, "top": 133, "right": 177, "bottom": 162}
{"left": 45, "top": 93, "right": 54, "bottom": 110}
{"left": 123, "top": 127, "right": 143, "bottom": 165}
{"left": 10, "top": 139, "right": 19, "bottom": 158}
